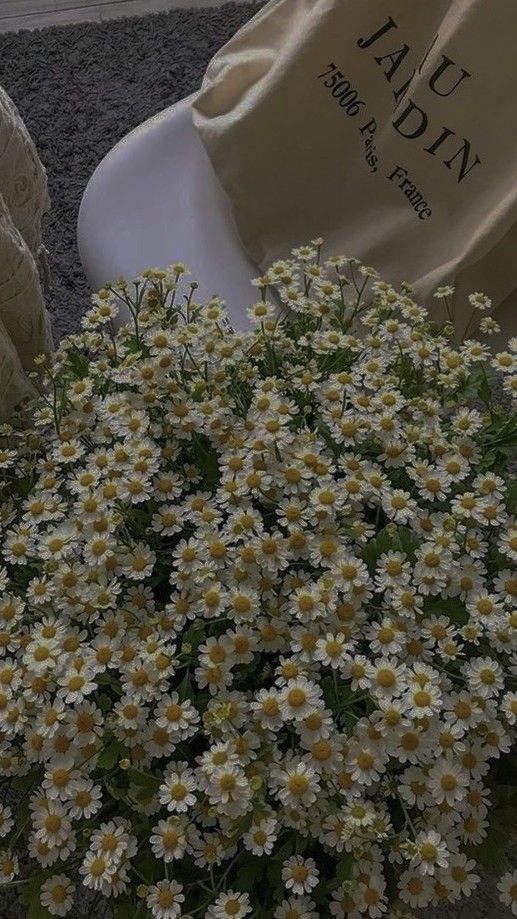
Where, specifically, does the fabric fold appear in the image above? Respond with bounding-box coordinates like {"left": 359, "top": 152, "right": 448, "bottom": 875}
{"left": 0, "top": 86, "right": 53, "bottom": 419}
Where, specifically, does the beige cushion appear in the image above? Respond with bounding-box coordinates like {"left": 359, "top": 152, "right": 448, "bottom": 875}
{"left": 0, "top": 86, "right": 53, "bottom": 418}
{"left": 0, "top": 86, "right": 50, "bottom": 257}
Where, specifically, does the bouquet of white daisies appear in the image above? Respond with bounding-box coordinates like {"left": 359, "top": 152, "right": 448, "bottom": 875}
{"left": 0, "top": 241, "right": 515, "bottom": 919}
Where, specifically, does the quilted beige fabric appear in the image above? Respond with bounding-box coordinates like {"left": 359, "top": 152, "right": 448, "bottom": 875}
{"left": 0, "top": 86, "right": 53, "bottom": 420}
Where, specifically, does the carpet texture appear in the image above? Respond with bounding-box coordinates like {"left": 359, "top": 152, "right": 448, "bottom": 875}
{"left": 0, "top": 6, "right": 511, "bottom": 919}
{"left": 0, "top": 1, "right": 263, "bottom": 342}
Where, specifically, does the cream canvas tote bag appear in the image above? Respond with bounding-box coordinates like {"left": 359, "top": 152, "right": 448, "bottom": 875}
{"left": 192, "top": 0, "right": 517, "bottom": 337}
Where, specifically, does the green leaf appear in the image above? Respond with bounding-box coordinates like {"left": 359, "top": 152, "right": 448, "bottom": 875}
{"left": 176, "top": 669, "right": 192, "bottom": 701}
{"left": 396, "top": 526, "right": 419, "bottom": 558}
{"left": 66, "top": 348, "right": 90, "bottom": 379}
{"left": 312, "top": 879, "right": 330, "bottom": 904}
{"left": 459, "top": 363, "right": 495, "bottom": 404}
{"left": 228, "top": 809, "right": 255, "bottom": 843}
{"left": 423, "top": 597, "right": 467, "bottom": 625}
{"left": 495, "top": 754, "right": 517, "bottom": 786}
{"left": 506, "top": 482, "right": 517, "bottom": 515}
{"left": 132, "top": 815, "right": 151, "bottom": 836}
{"left": 27, "top": 903, "right": 51, "bottom": 919}
{"left": 12, "top": 771, "right": 39, "bottom": 793}
{"left": 494, "top": 782, "right": 517, "bottom": 807}
{"left": 362, "top": 527, "right": 393, "bottom": 572}
{"left": 97, "top": 692, "right": 113, "bottom": 713}
{"left": 478, "top": 367, "right": 493, "bottom": 406}
{"left": 181, "top": 627, "right": 205, "bottom": 651}
{"left": 97, "top": 740, "right": 123, "bottom": 770}
{"left": 235, "top": 856, "right": 264, "bottom": 891}
{"left": 20, "top": 875, "right": 52, "bottom": 919}
{"left": 274, "top": 837, "right": 294, "bottom": 862}
{"left": 335, "top": 853, "right": 354, "bottom": 885}
{"left": 468, "top": 826, "right": 508, "bottom": 871}
{"left": 97, "top": 672, "right": 123, "bottom": 693}
{"left": 106, "top": 780, "right": 129, "bottom": 802}
{"left": 496, "top": 440, "right": 517, "bottom": 457}
{"left": 19, "top": 883, "right": 37, "bottom": 909}
{"left": 127, "top": 768, "right": 162, "bottom": 793}
{"left": 493, "top": 806, "right": 517, "bottom": 828}
{"left": 266, "top": 856, "right": 282, "bottom": 890}
{"left": 133, "top": 786, "right": 157, "bottom": 807}
{"left": 133, "top": 847, "right": 160, "bottom": 884}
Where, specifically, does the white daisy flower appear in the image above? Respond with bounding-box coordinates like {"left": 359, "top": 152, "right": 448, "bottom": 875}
{"left": 146, "top": 879, "right": 185, "bottom": 919}
{"left": 159, "top": 762, "right": 197, "bottom": 813}
{"left": 206, "top": 890, "right": 251, "bottom": 918}
{"left": 282, "top": 855, "right": 319, "bottom": 895}
{"left": 497, "top": 869, "right": 517, "bottom": 915}
{"left": 40, "top": 874, "right": 75, "bottom": 917}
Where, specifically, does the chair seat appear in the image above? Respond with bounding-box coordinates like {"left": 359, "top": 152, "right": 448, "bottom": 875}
{"left": 77, "top": 92, "right": 260, "bottom": 330}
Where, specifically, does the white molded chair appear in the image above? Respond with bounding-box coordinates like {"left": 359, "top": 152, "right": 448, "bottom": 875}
{"left": 77, "top": 92, "right": 261, "bottom": 330}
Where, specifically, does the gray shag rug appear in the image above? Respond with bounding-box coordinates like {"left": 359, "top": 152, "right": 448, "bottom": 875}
{"left": 0, "top": 6, "right": 511, "bottom": 919}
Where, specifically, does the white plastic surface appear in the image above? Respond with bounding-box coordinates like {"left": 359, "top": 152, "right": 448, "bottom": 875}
{"left": 77, "top": 92, "right": 261, "bottom": 330}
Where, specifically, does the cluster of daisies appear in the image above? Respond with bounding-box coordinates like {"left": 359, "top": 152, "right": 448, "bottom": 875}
{"left": 0, "top": 239, "right": 515, "bottom": 919}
